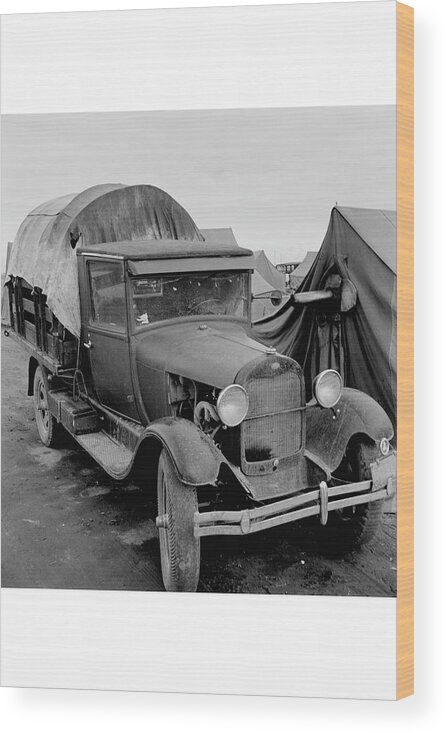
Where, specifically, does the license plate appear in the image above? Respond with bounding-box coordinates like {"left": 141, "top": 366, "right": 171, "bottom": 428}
{"left": 370, "top": 451, "right": 396, "bottom": 491}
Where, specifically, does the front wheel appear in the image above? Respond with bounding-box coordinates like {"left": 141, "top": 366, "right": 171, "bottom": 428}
{"left": 316, "top": 442, "right": 384, "bottom": 556}
{"left": 157, "top": 449, "right": 200, "bottom": 592}
{"left": 33, "top": 366, "right": 62, "bottom": 447}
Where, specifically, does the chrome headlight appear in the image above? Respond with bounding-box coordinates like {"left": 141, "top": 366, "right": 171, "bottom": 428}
{"left": 380, "top": 437, "right": 390, "bottom": 455}
{"left": 313, "top": 369, "right": 343, "bottom": 409}
{"left": 216, "top": 384, "right": 249, "bottom": 427}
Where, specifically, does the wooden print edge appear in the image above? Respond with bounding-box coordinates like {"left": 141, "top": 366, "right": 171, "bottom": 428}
{"left": 396, "top": 1, "right": 414, "bottom": 700}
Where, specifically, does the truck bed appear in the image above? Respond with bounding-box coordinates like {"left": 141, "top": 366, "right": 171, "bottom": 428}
{"left": 5, "top": 276, "right": 78, "bottom": 370}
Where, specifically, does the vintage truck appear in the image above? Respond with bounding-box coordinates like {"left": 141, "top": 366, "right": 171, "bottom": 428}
{"left": 4, "top": 183, "right": 396, "bottom": 592}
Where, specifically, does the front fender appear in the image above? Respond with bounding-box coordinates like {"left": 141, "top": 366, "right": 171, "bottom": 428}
{"left": 305, "top": 388, "right": 394, "bottom": 473}
{"left": 138, "top": 417, "right": 224, "bottom": 486}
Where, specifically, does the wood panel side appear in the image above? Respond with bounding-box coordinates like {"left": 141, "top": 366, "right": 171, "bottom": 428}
{"left": 396, "top": 1, "right": 414, "bottom": 700}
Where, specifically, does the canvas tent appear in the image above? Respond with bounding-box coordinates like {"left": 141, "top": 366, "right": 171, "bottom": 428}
{"left": 200, "top": 228, "right": 239, "bottom": 248}
{"left": 252, "top": 250, "right": 286, "bottom": 293}
{"left": 254, "top": 206, "right": 397, "bottom": 428}
{"left": 5, "top": 184, "right": 204, "bottom": 337}
{"left": 201, "top": 231, "right": 285, "bottom": 293}
{"left": 250, "top": 251, "right": 287, "bottom": 320}
{"left": 289, "top": 251, "right": 318, "bottom": 290}
{"left": 201, "top": 230, "right": 286, "bottom": 319}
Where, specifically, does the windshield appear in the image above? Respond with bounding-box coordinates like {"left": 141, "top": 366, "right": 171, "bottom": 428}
{"left": 131, "top": 271, "right": 249, "bottom": 327}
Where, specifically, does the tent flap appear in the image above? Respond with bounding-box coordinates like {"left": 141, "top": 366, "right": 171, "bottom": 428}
{"left": 254, "top": 207, "right": 397, "bottom": 428}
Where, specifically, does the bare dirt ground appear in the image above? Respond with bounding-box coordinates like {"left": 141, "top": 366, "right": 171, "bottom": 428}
{"left": 1, "top": 333, "right": 396, "bottom": 596}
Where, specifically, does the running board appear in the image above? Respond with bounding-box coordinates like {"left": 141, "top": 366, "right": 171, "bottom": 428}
{"left": 75, "top": 431, "right": 133, "bottom": 479}
{"left": 47, "top": 389, "right": 139, "bottom": 478}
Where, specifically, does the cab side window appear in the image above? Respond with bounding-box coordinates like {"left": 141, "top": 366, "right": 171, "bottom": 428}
{"left": 88, "top": 260, "right": 126, "bottom": 330}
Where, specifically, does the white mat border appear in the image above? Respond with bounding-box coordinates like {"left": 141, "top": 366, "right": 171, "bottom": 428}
{"left": 1, "top": 588, "right": 396, "bottom": 699}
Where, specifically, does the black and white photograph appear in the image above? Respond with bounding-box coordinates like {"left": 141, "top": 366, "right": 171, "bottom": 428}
{"left": 1, "top": 2, "right": 397, "bottom": 597}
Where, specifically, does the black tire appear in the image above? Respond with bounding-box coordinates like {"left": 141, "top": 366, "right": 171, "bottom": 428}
{"left": 33, "top": 366, "right": 61, "bottom": 448}
{"left": 157, "top": 449, "right": 200, "bottom": 592}
{"left": 317, "top": 442, "right": 384, "bottom": 556}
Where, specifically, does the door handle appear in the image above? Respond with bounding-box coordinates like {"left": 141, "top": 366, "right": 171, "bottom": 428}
{"left": 83, "top": 339, "right": 93, "bottom": 349}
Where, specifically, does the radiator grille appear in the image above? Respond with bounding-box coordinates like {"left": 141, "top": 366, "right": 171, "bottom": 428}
{"left": 239, "top": 355, "right": 304, "bottom": 468}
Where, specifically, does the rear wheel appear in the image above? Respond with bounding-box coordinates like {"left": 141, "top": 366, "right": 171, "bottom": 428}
{"left": 33, "top": 366, "right": 61, "bottom": 447}
{"left": 317, "top": 442, "right": 384, "bottom": 555}
{"left": 157, "top": 449, "right": 200, "bottom": 592}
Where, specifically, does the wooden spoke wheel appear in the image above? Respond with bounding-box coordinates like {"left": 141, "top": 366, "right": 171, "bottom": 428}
{"left": 33, "top": 366, "right": 61, "bottom": 448}
{"left": 157, "top": 449, "right": 200, "bottom": 592}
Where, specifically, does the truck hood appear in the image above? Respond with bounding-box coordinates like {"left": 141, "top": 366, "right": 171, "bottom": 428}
{"left": 134, "top": 320, "right": 268, "bottom": 388}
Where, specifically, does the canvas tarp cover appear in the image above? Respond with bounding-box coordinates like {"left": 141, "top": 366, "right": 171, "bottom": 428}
{"left": 254, "top": 207, "right": 397, "bottom": 427}
{"left": 6, "top": 184, "right": 204, "bottom": 337}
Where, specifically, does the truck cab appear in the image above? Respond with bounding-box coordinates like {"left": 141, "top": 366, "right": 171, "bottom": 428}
{"left": 76, "top": 239, "right": 254, "bottom": 424}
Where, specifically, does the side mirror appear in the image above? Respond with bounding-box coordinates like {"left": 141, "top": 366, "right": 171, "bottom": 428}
{"left": 270, "top": 290, "right": 283, "bottom": 307}
{"left": 251, "top": 291, "right": 283, "bottom": 307}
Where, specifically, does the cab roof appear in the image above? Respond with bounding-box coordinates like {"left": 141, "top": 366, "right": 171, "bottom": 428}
{"left": 77, "top": 238, "right": 253, "bottom": 260}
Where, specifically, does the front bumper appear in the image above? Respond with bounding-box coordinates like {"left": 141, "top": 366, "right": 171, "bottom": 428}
{"left": 194, "top": 452, "right": 396, "bottom": 538}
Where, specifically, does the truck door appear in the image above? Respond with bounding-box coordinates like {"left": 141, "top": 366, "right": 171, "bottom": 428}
{"left": 82, "top": 258, "right": 139, "bottom": 420}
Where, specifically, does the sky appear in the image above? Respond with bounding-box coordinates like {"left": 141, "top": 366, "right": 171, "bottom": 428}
{"left": 1, "top": 3, "right": 396, "bottom": 113}
{"left": 1, "top": 106, "right": 395, "bottom": 266}
{"left": 0, "top": 2, "right": 396, "bottom": 267}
